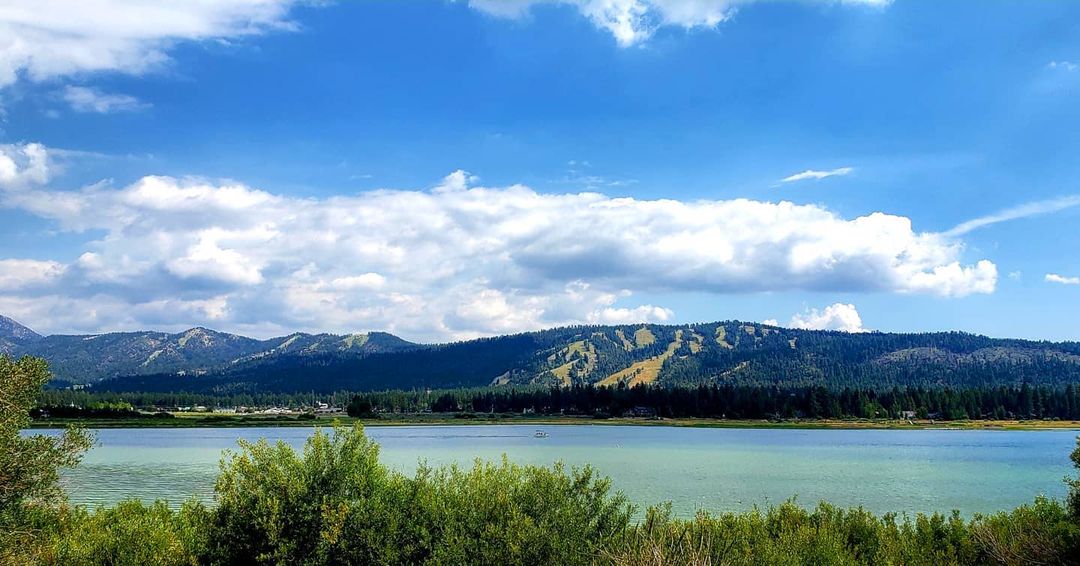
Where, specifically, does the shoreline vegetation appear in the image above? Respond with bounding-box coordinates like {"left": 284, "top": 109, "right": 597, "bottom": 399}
{"left": 33, "top": 381, "right": 1080, "bottom": 432}
{"left": 28, "top": 411, "right": 1080, "bottom": 430}
{"left": 6, "top": 355, "right": 1080, "bottom": 564}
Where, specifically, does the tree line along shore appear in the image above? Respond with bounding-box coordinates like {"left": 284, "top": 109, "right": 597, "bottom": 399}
{"left": 30, "top": 382, "right": 1080, "bottom": 430}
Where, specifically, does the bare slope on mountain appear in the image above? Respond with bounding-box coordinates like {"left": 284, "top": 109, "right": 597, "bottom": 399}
{"left": 597, "top": 330, "right": 684, "bottom": 387}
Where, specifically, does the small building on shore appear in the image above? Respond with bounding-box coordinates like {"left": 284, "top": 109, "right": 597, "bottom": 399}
{"left": 623, "top": 406, "right": 658, "bottom": 419}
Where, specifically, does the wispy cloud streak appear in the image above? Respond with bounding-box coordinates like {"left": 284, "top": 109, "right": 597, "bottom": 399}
{"left": 944, "top": 195, "right": 1080, "bottom": 237}
{"left": 1046, "top": 273, "right": 1080, "bottom": 285}
{"left": 779, "top": 167, "right": 853, "bottom": 184}
{"left": 63, "top": 86, "right": 148, "bottom": 114}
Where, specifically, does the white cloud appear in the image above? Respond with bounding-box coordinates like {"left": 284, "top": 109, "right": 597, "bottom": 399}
{"left": 902, "top": 260, "right": 997, "bottom": 297}
{"left": 468, "top": 0, "right": 889, "bottom": 46}
{"left": 165, "top": 229, "right": 268, "bottom": 286}
{"left": 0, "top": 293, "right": 233, "bottom": 336}
{"left": 0, "top": 143, "right": 995, "bottom": 340}
{"left": 779, "top": 166, "right": 854, "bottom": 184}
{"left": 587, "top": 305, "right": 674, "bottom": 324}
{"left": 62, "top": 86, "right": 148, "bottom": 113}
{"left": 769, "top": 302, "right": 867, "bottom": 332}
{"left": 0, "top": 143, "right": 49, "bottom": 188}
{"left": 0, "top": 259, "right": 66, "bottom": 290}
{"left": 1048, "top": 61, "right": 1078, "bottom": 72}
{"left": 330, "top": 273, "right": 387, "bottom": 291}
{"left": 0, "top": 0, "right": 303, "bottom": 88}
{"left": 1046, "top": 273, "right": 1080, "bottom": 286}
{"left": 944, "top": 195, "right": 1080, "bottom": 237}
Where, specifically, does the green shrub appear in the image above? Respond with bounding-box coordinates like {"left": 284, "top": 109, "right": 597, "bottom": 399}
{"left": 972, "top": 496, "right": 1080, "bottom": 566}
{"left": 1069, "top": 437, "right": 1080, "bottom": 521}
{"left": 204, "top": 423, "right": 633, "bottom": 565}
{"left": 605, "top": 501, "right": 980, "bottom": 566}
{"left": 397, "top": 458, "right": 631, "bottom": 565}
{"left": 0, "top": 355, "right": 91, "bottom": 563}
{"left": 205, "top": 424, "right": 389, "bottom": 564}
{"left": 50, "top": 500, "right": 209, "bottom": 566}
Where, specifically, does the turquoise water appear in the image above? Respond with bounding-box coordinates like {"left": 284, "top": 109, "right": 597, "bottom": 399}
{"left": 32, "top": 425, "right": 1080, "bottom": 518}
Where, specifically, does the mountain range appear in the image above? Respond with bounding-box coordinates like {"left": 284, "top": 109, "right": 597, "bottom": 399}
{"left": 4, "top": 314, "right": 1080, "bottom": 394}
{"left": 0, "top": 314, "right": 416, "bottom": 384}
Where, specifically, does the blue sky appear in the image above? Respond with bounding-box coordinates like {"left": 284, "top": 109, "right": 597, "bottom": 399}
{"left": 0, "top": 0, "right": 1078, "bottom": 341}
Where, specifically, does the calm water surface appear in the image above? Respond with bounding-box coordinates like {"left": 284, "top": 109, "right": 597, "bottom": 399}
{"left": 33, "top": 425, "right": 1079, "bottom": 518}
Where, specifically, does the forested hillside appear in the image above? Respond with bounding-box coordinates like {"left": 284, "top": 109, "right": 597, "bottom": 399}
{"left": 80, "top": 319, "right": 1080, "bottom": 394}
{"left": 0, "top": 315, "right": 416, "bottom": 383}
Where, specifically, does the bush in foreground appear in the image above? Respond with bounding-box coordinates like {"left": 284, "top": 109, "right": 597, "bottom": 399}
{"left": 0, "top": 356, "right": 91, "bottom": 564}
{"left": 202, "top": 424, "right": 631, "bottom": 565}
{"left": 51, "top": 500, "right": 210, "bottom": 566}
{"left": 608, "top": 502, "right": 981, "bottom": 566}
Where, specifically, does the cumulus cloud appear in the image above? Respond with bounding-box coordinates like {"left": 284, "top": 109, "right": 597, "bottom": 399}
{"left": 765, "top": 302, "right": 866, "bottom": 332}
{"left": 779, "top": 166, "right": 854, "bottom": 184}
{"left": 62, "top": 86, "right": 148, "bottom": 114}
{"left": 0, "top": 142, "right": 49, "bottom": 188}
{"left": 0, "top": 0, "right": 303, "bottom": 88}
{"left": 0, "top": 142, "right": 995, "bottom": 340}
{"left": 468, "top": 0, "right": 889, "bottom": 46}
{"left": 166, "top": 230, "right": 268, "bottom": 286}
{"left": 1046, "top": 273, "right": 1080, "bottom": 286}
{"left": 0, "top": 259, "right": 66, "bottom": 291}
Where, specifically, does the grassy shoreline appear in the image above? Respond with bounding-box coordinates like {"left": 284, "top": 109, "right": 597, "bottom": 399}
{"left": 27, "top": 412, "right": 1080, "bottom": 430}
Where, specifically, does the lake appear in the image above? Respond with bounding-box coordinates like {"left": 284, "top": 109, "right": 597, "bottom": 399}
{"left": 33, "top": 425, "right": 1080, "bottom": 518}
